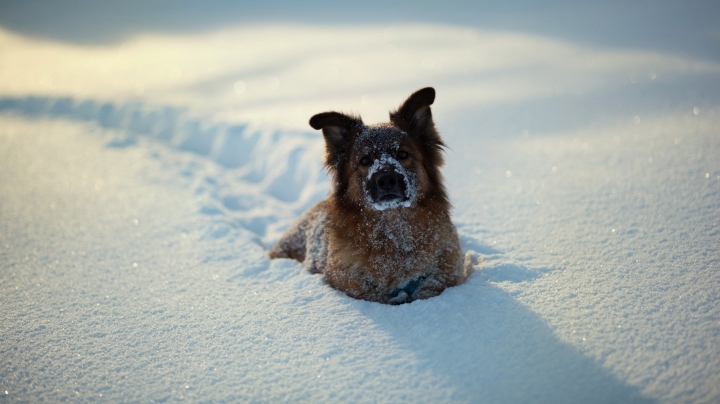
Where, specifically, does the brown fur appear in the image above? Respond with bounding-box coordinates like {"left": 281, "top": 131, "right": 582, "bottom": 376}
{"left": 269, "top": 87, "right": 471, "bottom": 304}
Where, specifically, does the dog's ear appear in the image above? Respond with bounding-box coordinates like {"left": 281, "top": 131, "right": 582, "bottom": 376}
{"left": 392, "top": 87, "right": 446, "bottom": 175}
{"left": 390, "top": 87, "right": 436, "bottom": 135}
{"left": 309, "top": 112, "right": 362, "bottom": 166}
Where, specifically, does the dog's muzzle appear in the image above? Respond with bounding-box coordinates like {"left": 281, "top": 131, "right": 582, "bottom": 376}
{"left": 368, "top": 170, "right": 407, "bottom": 203}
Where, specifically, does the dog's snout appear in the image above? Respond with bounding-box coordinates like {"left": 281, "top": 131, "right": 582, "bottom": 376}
{"left": 376, "top": 172, "right": 400, "bottom": 191}
{"left": 369, "top": 170, "right": 407, "bottom": 203}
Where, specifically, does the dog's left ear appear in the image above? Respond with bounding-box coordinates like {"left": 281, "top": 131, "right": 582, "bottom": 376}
{"left": 390, "top": 87, "right": 436, "bottom": 136}
{"left": 309, "top": 111, "right": 362, "bottom": 167}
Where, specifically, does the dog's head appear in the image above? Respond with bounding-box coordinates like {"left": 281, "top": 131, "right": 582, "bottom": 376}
{"left": 310, "top": 87, "right": 448, "bottom": 211}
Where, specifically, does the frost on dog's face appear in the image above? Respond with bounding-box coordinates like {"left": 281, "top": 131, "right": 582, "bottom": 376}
{"left": 354, "top": 124, "right": 419, "bottom": 211}
{"left": 309, "top": 87, "right": 449, "bottom": 210}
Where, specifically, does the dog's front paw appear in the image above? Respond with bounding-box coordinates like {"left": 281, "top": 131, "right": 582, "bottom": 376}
{"left": 388, "top": 290, "right": 410, "bottom": 305}
{"left": 386, "top": 274, "right": 429, "bottom": 304}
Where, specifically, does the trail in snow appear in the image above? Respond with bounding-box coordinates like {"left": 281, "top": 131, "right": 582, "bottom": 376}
{"left": 0, "top": 95, "right": 327, "bottom": 246}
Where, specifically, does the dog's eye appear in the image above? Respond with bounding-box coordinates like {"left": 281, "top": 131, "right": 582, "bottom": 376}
{"left": 360, "top": 156, "right": 371, "bottom": 166}
{"left": 397, "top": 150, "right": 409, "bottom": 160}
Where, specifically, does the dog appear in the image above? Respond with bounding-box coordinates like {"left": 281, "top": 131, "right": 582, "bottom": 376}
{"left": 269, "top": 87, "right": 472, "bottom": 304}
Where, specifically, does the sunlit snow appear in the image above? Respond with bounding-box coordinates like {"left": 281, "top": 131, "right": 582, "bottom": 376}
{"left": 1, "top": 7, "right": 719, "bottom": 403}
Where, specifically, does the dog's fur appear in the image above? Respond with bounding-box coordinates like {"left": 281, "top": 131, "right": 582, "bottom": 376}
{"left": 269, "top": 87, "right": 471, "bottom": 304}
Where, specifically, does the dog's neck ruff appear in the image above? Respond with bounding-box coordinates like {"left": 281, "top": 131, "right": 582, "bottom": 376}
{"left": 364, "top": 154, "right": 417, "bottom": 211}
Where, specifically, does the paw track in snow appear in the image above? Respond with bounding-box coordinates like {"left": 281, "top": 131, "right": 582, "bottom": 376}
{"left": 0, "top": 96, "right": 328, "bottom": 245}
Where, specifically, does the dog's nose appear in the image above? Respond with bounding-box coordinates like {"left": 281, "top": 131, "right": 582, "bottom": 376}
{"left": 369, "top": 170, "right": 407, "bottom": 203}
{"left": 376, "top": 172, "right": 400, "bottom": 191}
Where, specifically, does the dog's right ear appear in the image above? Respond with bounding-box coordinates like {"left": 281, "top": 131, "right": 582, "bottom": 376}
{"left": 309, "top": 112, "right": 362, "bottom": 166}
{"left": 391, "top": 87, "right": 436, "bottom": 136}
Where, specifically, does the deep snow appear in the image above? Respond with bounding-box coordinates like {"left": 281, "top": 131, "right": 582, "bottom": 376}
{"left": 1, "top": 18, "right": 719, "bottom": 404}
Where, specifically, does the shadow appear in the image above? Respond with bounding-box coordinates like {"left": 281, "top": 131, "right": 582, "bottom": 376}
{"left": 0, "top": 1, "right": 718, "bottom": 62}
{"left": 357, "top": 276, "right": 655, "bottom": 403}
{"left": 459, "top": 234, "right": 500, "bottom": 255}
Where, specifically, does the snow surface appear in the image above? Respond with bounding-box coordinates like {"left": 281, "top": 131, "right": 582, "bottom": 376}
{"left": 1, "top": 17, "right": 720, "bottom": 404}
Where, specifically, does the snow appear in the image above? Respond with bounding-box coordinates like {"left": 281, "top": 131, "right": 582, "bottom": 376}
{"left": 1, "top": 9, "right": 720, "bottom": 404}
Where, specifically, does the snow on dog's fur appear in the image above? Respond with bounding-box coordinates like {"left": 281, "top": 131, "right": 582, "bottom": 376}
{"left": 270, "top": 87, "right": 472, "bottom": 304}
